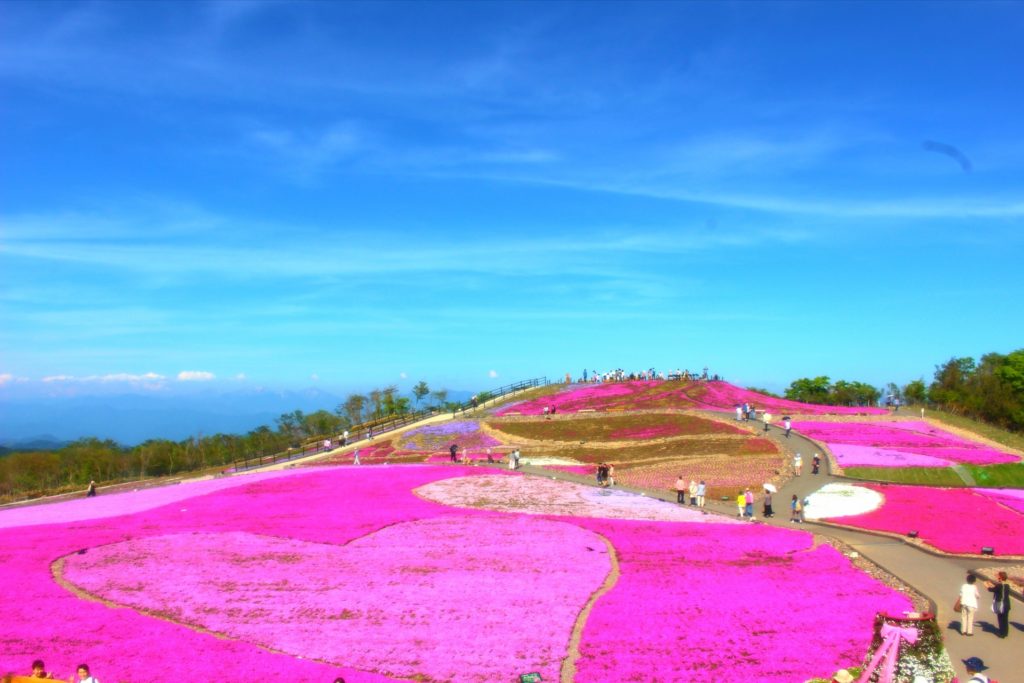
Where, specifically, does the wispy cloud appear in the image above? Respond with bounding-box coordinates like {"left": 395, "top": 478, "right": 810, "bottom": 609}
{"left": 177, "top": 370, "right": 215, "bottom": 381}
{"left": 488, "top": 370, "right": 498, "bottom": 378}
{"left": 0, "top": 373, "right": 13, "bottom": 385}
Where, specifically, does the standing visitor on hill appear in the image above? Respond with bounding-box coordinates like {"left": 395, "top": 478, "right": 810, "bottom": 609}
{"left": 783, "top": 416, "right": 792, "bottom": 438}
{"left": 607, "top": 463, "right": 615, "bottom": 486}
{"left": 986, "top": 572, "right": 1012, "bottom": 638}
{"left": 688, "top": 479, "right": 698, "bottom": 505}
{"left": 762, "top": 412, "right": 773, "bottom": 433}
{"left": 794, "top": 453, "right": 803, "bottom": 476}
{"left": 353, "top": 449, "right": 360, "bottom": 465}
{"left": 86, "top": 480, "right": 97, "bottom": 497}
{"left": 508, "top": 450, "right": 516, "bottom": 471}
{"left": 959, "top": 574, "right": 980, "bottom": 636}
{"left": 674, "top": 476, "right": 687, "bottom": 504}
{"left": 449, "top": 443, "right": 458, "bottom": 463}
{"left": 763, "top": 487, "right": 774, "bottom": 518}
{"left": 812, "top": 453, "right": 821, "bottom": 475}
{"left": 735, "top": 404, "right": 743, "bottom": 421}
{"left": 790, "top": 495, "right": 802, "bottom": 523}
{"left": 697, "top": 480, "right": 706, "bottom": 508}
{"left": 744, "top": 487, "right": 755, "bottom": 520}
{"left": 513, "top": 449, "right": 521, "bottom": 470}
{"left": 486, "top": 447, "right": 494, "bottom": 463}
{"left": 742, "top": 402, "right": 750, "bottom": 421}
{"left": 343, "top": 429, "right": 349, "bottom": 446}
{"left": 736, "top": 490, "right": 745, "bottom": 518}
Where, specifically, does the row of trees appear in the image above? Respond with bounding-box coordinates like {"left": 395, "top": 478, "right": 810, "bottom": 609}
{"left": 781, "top": 348, "right": 1024, "bottom": 432}
{"left": 0, "top": 381, "right": 454, "bottom": 502}
{"left": 892, "top": 350, "right": 1024, "bottom": 431}
{"left": 783, "top": 376, "right": 882, "bottom": 407}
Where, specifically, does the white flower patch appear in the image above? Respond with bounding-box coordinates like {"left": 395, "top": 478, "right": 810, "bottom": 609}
{"left": 804, "top": 483, "right": 883, "bottom": 520}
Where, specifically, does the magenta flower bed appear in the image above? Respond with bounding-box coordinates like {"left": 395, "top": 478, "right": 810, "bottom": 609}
{"left": 793, "top": 421, "right": 1020, "bottom": 466}
{"left": 496, "top": 381, "right": 650, "bottom": 415}
{"left": 821, "top": 484, "right": 1024, "bottom": 556}
{"left": 0, "top": 466, "right": 913, "bottom": 681}
{"left": 569, "top": 519, "right": 910, "bottom": 681}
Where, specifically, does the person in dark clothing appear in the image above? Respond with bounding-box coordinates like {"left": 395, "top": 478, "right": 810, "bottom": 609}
{"left": 449, "top": 444, "right": 458, "bottom": 463}
{"left": 986, "top": 572, "right": 1012, "bottom": 638}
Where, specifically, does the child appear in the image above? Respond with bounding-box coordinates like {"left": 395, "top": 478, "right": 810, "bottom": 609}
{"left": 790, "top": 495, "right": 802, "bottom": 523}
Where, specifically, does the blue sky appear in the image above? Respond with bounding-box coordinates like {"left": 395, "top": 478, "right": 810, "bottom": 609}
{"left": 1, "top": 0, "right": 1022, "bottom": 398}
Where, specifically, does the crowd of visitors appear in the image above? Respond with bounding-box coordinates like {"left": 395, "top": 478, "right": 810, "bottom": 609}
{"left": 10, "top": 659, "right": 99, "bottom": 682}
{"left": 595, "top": 463, "right": 615, "bottom": 487}
{"left": 579, "top": 366, "right": 721, "bottom": 383}
{"left": 672, "top": 477, "right": 706, "bottom": 507}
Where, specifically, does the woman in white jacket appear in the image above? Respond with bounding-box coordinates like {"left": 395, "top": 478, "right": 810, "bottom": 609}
{"left": 959, "top": 573, "right": 980, "bottom": 635}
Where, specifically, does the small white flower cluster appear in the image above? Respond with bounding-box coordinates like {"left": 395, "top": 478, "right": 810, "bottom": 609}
{"left": 804, "top": 483, "right": 883, "bottom": 520}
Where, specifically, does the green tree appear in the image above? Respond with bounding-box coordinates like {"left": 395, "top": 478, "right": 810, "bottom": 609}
{"left": 902, "top": 379, "right": 928, "bottom": 405}
{"left": 339, "top": 394, "right": 367, "bottom": 425}
{"left": 430, "top": 388, "right": 448, "bottom": 408}
{"left": 784, "top": 376, "right": 831, "bottom": 404}
{"left": 412, "top": 381, "right": 430, "bottom": 407}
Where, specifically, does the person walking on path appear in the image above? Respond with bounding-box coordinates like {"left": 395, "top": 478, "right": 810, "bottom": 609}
{"left": 508, "top": 450, "right": 516, "bottom": 471}
{"left": 607, "top": 463, "right": 616, "bottom": 487}
{"left": 812, "top": 453, "right": 821, "bottom": 475}
{"left": 986, "top": 571, "right": 1012, "bottom": 638}
{"left": 962, "top": 656, "right": 991, "bottom": 682}
{"left": 736, "top": 490, "right": 745, "bottom": 518}
{"left": 696, "top": 480, "right": 706, "bottom": 508}
{"left": 762, "top": 412, "right": 772, "bottom": 433}
{"left": 353, "top": 449, "right": 361, "bottom": 465}
{"left": 783, "top": 416, "right": 791, "bottom": 438}
{"left": 790, "top": 494, "right": 803, "bottom": 522}
{"left": 513, "top": 449, "right": 521, "bottom": 470}
{"left": 674, "top": 476, "right": 687, "bottom": 504}
{"left": 959, "top": 574, "right": 981, "bottom": 635}
{"left": 794, "top": 453, "right": 803, "bottom": 476}
{"left": 449, "top": 443, "right": 458, "bottom": 463}
{"left": 743, "top": 487, "right": 755, "bottom": 520}
{"left": 688, "top": 479, "right": 698, "bottom": 505}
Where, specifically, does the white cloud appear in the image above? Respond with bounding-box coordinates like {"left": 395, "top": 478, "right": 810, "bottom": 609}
{"left": 177, "top": 370, "right": 215, "bottom": 381}
{"left": 310, "top": 373, "right": 320, "bottom": 381}
{"left": 399, "top": 372, "right": 408, "bottom": 379}
{"left": 40, "top": 372, "right": 166, "bottom": 383}
{"left": 488, "top": 369, "right": 499, "bottom": 378}
{"left": 234, "top": 372, "right": 247, "bottom": 381}
{"left": 0, "top": 373, "right": 13, "bottom": 385}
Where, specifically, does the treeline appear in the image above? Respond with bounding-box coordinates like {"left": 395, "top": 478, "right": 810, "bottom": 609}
{"left": 782, "top": 348, "right": 1024, "bottom": 433}
{"left": 895, "top": 349, "right": 1024, "bottom": 431}
{"left": 0, "top": 381, "right": 458, "bottom": 502}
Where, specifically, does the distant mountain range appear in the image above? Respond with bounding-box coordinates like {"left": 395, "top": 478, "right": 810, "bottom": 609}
{"left": 0, "top": 387, "right": 473, "bottom": 448}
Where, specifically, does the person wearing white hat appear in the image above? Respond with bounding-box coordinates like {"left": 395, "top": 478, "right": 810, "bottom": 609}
{"left": 831, "top": 670, "right": 854, "bottom": 683}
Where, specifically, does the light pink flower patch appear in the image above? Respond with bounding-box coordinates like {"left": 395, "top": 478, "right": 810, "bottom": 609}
{"left": 821, "top": 484, "right": 1024, "bottom": 556}
{"left": 416, "top": 474, "right": 737, "bottom": 523}
{"left": 62, "top": 519, "right": 608, "bottom": 683}
{"left": 0, "top": 469, "right": 302, "bottom": 529}
{"left": 975, "top": 488, "right": 1024, "bottom": 515}
{"left": 827, "top": 444, "right": 955, "bottom": 468}
{"left": 793, "top": 421, "right": 1019, "bottom": 466}
{"left": 569, "top": 519, "right": 912, "bottom": 681}
{"left": 496, "top": 381, "right": 647, "bottom": 415}
{"left": 694, "top": 383, "right": 888, "bottom": 415}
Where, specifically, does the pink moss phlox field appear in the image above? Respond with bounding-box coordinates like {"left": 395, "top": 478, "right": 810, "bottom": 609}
{"left": 1, "top": 464, "right": 916, "bottom": 681}
{"left": 793, "top": 421, "right": 1019, "bottom": 466}
{"left": 569, "top": 519, "right": 911, "bottom": 681}
{"left": 497, "top": 380, "right": 887, "bottom": 416}
{"left": 62, "top": 519, "right": 608, "bottom": 683}
{"left": 401, "top": 419, "right": 502, "bottom": 451}
{"left": 974, "top": 488, "right": 1024, "bottom": 515}
{"left": 821, "top": 484, "right": 1024, "bottom": 556}
{"left": 0, "top": 466, "right": 495, "bottom": 681}
{"left": 607, "top": 423, "right": 686, "bottom": 440}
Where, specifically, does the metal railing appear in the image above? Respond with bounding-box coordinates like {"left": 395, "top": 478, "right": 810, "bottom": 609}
{"left": 230, "top": 376, "right": 550, "bottom": 472}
